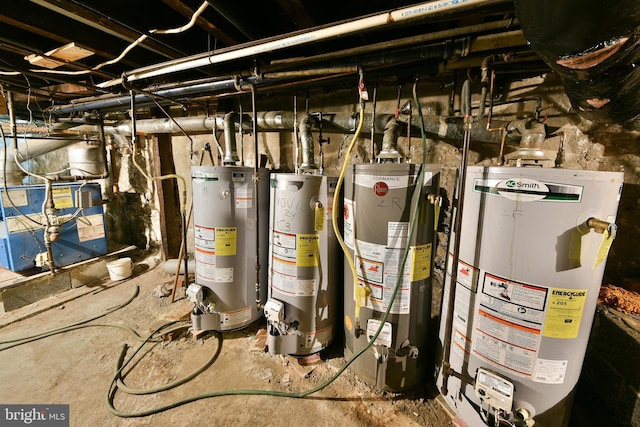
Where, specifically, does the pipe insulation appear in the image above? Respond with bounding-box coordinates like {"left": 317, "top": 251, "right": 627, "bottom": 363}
{"left": 515, "top": 0, "right": 640, "bottom": 123}
{"left": 105, "top": 112, "right": 524, "bottom": 145}
{"left": 48, "top": 77, "right": 265, "bottom": 115}
{"left": 8, "top": 136, "right": 90, "bottom": 162}
{"left": 98, "top": 0, "right": 510, "bottom": 87}
{"left": 378, "top": 117, "right": 402, "bottom": 160}
{"left": 48, "top": 27, "right": 525, "bottom": 117}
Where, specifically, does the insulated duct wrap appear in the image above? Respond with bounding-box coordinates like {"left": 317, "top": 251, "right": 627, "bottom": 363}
{"left": 515, "top": 0, "right": 640, "bottom": 123}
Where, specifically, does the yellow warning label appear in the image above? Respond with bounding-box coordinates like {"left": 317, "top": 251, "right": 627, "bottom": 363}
{"left": 543, "top": 288, "right": 587, "bottom": 339}
{"left": 594, "top": 227, "right": 615, "bottom": 269}
{"left": 297, "top": 234, "right": 319, "bottom": 267}
{"left": 410, "top": 243, "right": 432, "bottom": 281}
{"left": 52, "top": 186, "right": 73, "bottom": 209}
{"left": 215, "top": 227, "right": 237, "bottom": 256}
{"left": 314, "top": 202, "right": 325, "bottom": 231}
{"left": 433, "top": 198, "right": 441, "bottom": 231}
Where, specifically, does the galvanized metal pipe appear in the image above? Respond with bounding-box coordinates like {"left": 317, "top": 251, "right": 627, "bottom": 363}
{"left": 377, "top": 117, "right": 402, "bottom": 161}
{"left": 49, "top": 77, "right": 263, "bottom": 115}
{"left": 106, "top": 111, "right": 519, "bottom": 146}
{"left": 299, "top": 114, "right": 317, "bottom": 170}
{"left": 266, "top": 19, "right": 519, "bottom": 71}
{"left": 440, "top": 79, "right": 474, "bottom": 395}
{"left": 222, "top": 112, "right": 240, "bottom": 165}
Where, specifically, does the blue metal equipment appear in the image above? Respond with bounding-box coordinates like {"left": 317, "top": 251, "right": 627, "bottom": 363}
{"left": 0, "top": 182, "right": 107, "bottom": 272}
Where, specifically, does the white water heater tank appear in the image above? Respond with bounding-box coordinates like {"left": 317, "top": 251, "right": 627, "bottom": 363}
{"left": 437, "top": 166, "right": 623, "bottom": 427}
{"left": 189, "top": 166, "right": 269, "bottom": 331}
{"left": 265, "top": 173, "right": 340, "bottom": 356}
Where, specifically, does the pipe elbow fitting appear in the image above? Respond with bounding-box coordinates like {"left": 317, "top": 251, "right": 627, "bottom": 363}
{"left": 513, "top": 118, "right": 547, "bottom": 147}
{"left": 223, "top": 112, "right": 240, "bottom": 165}
{"left": 299, "top": 114, "right": 317, "bottom": 170}
{"left": 378, "top": 117, "right": 402, "bottom": 161}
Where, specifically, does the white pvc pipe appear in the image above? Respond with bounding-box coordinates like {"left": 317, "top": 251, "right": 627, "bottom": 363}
{"left": 100, "top": 0, "right": 503, "bottom": 87}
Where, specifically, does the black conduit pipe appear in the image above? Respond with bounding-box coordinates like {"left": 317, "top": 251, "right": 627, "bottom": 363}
{"left": 441, "top": 79, "right": 476, "bottom": 395}
{"left": 248, "top": 83, "right": 263, "bottom": 310}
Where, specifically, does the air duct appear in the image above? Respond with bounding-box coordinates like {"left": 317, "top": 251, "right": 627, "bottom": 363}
{"left": 514, "top": 0, "right": 640, "bottom": 123}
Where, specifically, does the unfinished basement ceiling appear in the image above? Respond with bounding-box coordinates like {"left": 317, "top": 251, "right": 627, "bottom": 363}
{"left": 0, "top": 0, "right": 542, "bottom": 118}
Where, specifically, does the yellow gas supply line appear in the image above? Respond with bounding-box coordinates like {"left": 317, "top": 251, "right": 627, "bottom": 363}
{"left": 331, "top": 70, "right": 368, "bottom": 335}
{"left": 128, "top": 92, "right": 187, "bottom": 216}
{"left": 130, "top": 137, "right": 187, "bottom": 217}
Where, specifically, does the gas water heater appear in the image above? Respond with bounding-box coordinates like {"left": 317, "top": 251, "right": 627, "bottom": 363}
{"left": 437, "top": 166, "right": 623, "bottom": 427}
{"left": 188, "top": 166, "right": 270, "bottom": 331}
{"left": 265, "top": 173, "right": 340, "bottom": 356}
{"left": 343, "top": 163, "right": 440, "bottom": 391}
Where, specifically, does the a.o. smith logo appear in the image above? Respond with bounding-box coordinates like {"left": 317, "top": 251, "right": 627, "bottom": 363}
{"left": 473, "top": 177, "right": 583, "bottom": 202}
{"left": 495, "top": 178, "right": 549, "bottom": 201}
{"left": 504, "top": 179, "right": 540, "bottom": 189}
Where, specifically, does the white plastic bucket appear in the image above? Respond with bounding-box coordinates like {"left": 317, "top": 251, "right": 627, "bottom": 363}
{"left": 106, "top": 257, "right": 133, "bottom": 281}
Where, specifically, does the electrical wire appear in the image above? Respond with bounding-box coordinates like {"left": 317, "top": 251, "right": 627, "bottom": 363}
{"left": 28, "top": 1, "right": 211, "bottom": 77}
{"left": 0, "top": 109, "right": 47, "bottom": 227}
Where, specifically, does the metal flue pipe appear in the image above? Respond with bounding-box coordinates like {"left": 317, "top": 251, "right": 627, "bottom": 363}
{"left": 299, "top": 114, "right": 317, "bottom": 170}
{"left": 222, "top": 112, "right": 240, "bottom": 165}
{"left": 377, "top": 117, "right": 402, "bottom": 161}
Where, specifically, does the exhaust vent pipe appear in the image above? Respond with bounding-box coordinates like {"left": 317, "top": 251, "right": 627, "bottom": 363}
{"left": 299, "top": 114, "right": 317, "bottom": 171}
{"left": 222, "top": 112, "right": 240, "bottom": 165}
{"left": 377, "top": 117, "right": 402, "bottom": 161}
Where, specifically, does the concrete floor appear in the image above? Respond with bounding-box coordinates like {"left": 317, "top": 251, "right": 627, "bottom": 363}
{"left": 0, "top": 251, "right": 624, "bottom": 427}
{"left": 0, "top": 254, "right": 455, "bottom": 427}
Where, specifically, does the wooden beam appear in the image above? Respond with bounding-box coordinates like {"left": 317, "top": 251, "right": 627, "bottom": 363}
{"left": 0, "top": 15, "right": 141, "bottom": 69}
{"left": 151, "top": 135, "right": 182, "bottom": 260}
{"left": 0, "top": 37, "right": 116, "bottom": 80}
{"left": 161, "top": 0, "right": 239, "bottom": 47}
{"left": 276, "top": 0, "right": 316, "bottom": 29}
{"left": 29, "top": 0, "right": 187, "bottom": 59}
